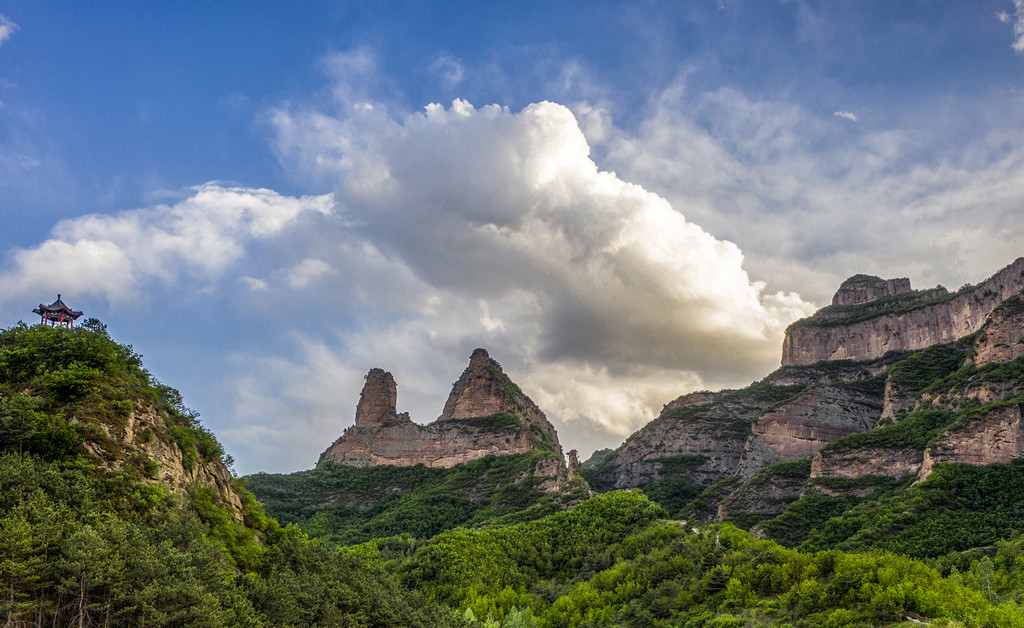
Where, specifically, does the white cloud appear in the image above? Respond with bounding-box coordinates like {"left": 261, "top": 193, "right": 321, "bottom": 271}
{"left": 834, "top": 110, "right": 858, "bottom": 122}
{"left": 430, "top": 54, "right": 465, "bottom": 88}
{"left": 587, "top": 80, "right": 1024, "bottom": 304}
{"left": 0, "top": 183, "right": 332, "bottom": 303}
{"left": 1001, "top": 1, "right": 1024, "bottom": 51}
{"left": 287, "top": 258, "right": 335, "bottom": 288}
{"left": 0, "top": 15, "right": 17, "bottom": 47}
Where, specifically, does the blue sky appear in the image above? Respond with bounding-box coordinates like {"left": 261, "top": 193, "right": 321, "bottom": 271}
{"left": 2, "top": 1, "right": 1024, "bottom": 474}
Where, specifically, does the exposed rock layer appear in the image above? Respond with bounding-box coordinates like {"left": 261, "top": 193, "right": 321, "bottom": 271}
{"left": 810, "top": 446, "right": 923, "bottom": 483}
{"left": 589, "top": 258, "right": 1024, "bottom": 526}
{"left": 974, "top": 295, "right": 1024, "bottom": 366}
{"left": 921, "top": 404, "right": 1024, "bottom": 475}
{"left": 86, "top": 406, "right": 245, "bottom": 520}
{"left": 355, "top": 368, "right": 402, "bottom": 426}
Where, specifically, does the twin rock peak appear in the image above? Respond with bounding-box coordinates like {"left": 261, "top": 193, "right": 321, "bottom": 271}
{"left": 319, "top": 348, "right": 579, "bottom": 486}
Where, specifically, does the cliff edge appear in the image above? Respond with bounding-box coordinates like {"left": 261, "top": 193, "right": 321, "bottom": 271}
{"left": 782, "top": 257, "right": 1024, "bottom": 366}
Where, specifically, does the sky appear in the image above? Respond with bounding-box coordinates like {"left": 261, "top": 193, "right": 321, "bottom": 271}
{"left": 2, "top": 1, "right": 1024, "bottom": 474}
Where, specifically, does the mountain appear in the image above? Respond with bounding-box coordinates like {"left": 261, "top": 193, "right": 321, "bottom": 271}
{"left": 247, "top": 348, "right": 589, "bottom": 544}
{"left": 0, "top": 320, "right": 249, "bottom": 521}
{"left": 583, "top": 257, "right": 1024, "bottom": 546}
{"left": 318, "top": 348, "right": 573, "bottom": 484}
{"left": 4, "top": 269, "right": 1024, "bottom": 626}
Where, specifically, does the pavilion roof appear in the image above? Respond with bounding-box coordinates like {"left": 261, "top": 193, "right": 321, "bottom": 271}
{"left": 33, "top": 294, "right": 83, "bottom": 318}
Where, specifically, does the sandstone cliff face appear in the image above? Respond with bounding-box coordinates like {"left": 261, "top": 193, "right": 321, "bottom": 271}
{"left": 594, "top": 258, "right": 1024, "bottom": 528}
{"left": 318, "top": 350, "right": 572, "bottom": 489}
{"left": 715, "top": 465, "right": 807, "bottom": 523}
{"left": 592, "top": 358, "right": 892, "bottom": 493}
{"left": 918, "top": 404, "right": 1024, "bottom": 479}
{"left": 736, "top": 385, "right": 882, "bottom": 478}
{"left": 604, "top": 389, "right": 773, "bottom": 490}
{"left": 880, "top": 380, "right": 920, "bottom": 422}
{"left": 810, "top": 446, "right": 923, "bottom": 484}
{"left": 440, "top": 349, "right": 514, "bottom": 419}
{"left": 782, "top": 258, "right": 1024, "bottom": 366}
{"left": 355, "top": 368, "right": 403, "bottom": 425}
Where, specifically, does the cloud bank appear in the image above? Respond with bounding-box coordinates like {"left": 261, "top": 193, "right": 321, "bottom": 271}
{"left": 999, "top": 1, "right": 1024, "bottom": 52}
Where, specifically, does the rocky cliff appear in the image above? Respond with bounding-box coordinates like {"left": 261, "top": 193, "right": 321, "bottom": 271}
{"left": 318, "top": 349, "right": 574, "bottom": 489}
{"left": 782, "top": 257, "right": 1024, "bottom": 366}
{"left": 583, "top": 358, "right": 890, "bottom": 494}
{"left": 84, "top": 403, "right": 244, "bottom": 518}
{"left": 584, "top": 257, "right": 1024, "bottom": 536}
{"left": 735, "top": 383, "right": 883, "bottom": 479}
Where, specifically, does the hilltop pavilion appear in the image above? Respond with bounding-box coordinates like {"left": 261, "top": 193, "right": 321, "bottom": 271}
{"left": 33, "top": 295, "right": 84, "bottom": 327}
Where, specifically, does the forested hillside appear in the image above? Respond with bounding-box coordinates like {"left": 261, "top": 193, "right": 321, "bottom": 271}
{"left": 0, "top": 323, "right": 460, "bottom": 627}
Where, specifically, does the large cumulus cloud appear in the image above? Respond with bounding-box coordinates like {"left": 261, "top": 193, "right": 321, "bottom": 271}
{"left": 254, "top": 97, "right": 814, "bottom": 461}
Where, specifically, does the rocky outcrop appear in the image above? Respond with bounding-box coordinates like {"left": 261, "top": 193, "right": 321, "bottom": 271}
{"left": 566, "top": 449, "right": 581, "bottom": 480}
{"left": 832, "top": 275, "right": 912, "bottom": 306}
{"left": 782, "top": 258, "right": 1024, "bottom": 366}
{"left": 589, "top": 357, "right": 894, "bottom": 492}
{"left": 438, "top": 349, "right": 562, "bottom": 448}
{"left": 918, "top": 404, "right": 1024, "bottom": 480}
{"left": 585, "top": 257, "right": 1024, "bottom": 529}
{"left": 736, "top": 385, "right": 883, "bottom": 478}
{"left": 715, "top": 464, "right": 808, "bottom": 523}
{"left": 602, "top": 388, "right": 776, "bottom": 490}
{"left": 318, "top": 350, "right": 572, "bottom": 489}
{"left": 880, "top": 380, "right": 920, "bottom": 422}
{"left": 84, "top": 405, "right": 245, "bottom": 520}
{"left": 810, "top": 446, "right": 923, "bottom": 483}
{"left": 974, "top": 295, "right": 1024, "bottom": 365}
{"left": 440, "top": 349, "right": 514, "bottom": 419}
{"left": 355, "top": 368, "right": 405, "bottom": 426}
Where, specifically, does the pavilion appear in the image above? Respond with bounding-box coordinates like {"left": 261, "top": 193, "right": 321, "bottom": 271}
{"left": 33, "top": 295, "right": 84, "bottom": 327}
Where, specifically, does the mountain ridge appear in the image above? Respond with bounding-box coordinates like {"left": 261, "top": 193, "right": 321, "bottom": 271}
{"left": 583, "top": 256, "right": 1024, "bottom": 542}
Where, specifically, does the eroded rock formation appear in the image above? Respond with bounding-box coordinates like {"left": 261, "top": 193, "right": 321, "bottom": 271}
{"left": 586, "top": 257, "right": 1024, "bottom": 525}
{"left": 920, "top": 404, "right": 1024, "bottom": 474}
{"left": 974, "top": 295, "right": 1024, "bottom": 365}
{"left": 318, "top": 349, "right": 572, "bottom": 489}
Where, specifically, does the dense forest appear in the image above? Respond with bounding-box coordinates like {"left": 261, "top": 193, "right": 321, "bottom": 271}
{"left": 2, "top": 324, "right": 1024, "bottom": 626}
